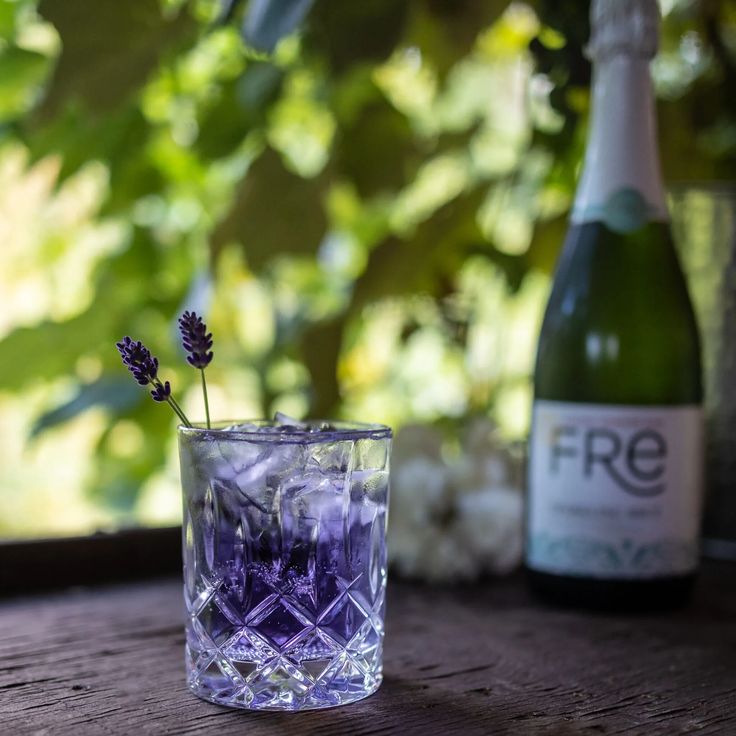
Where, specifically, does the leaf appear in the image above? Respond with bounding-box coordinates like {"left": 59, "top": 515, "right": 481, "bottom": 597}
{"left": 211, "top": 147, "right": 329, "bottom": 270}
{"left": 194, "top": 61, "right": 284, "bottom": 160}
{"left": 0, "top": 46, "right": 50, "bottom": 122}
{"left": 242, "top": 0, "right": 315, "bottom": 53}
{"left": 31, "top": 376, "right": 142, "bottom": 438}
{"left": 407, "top": 0, "right": 511, "bottom": 78}
{"left": 36, "top": 0, "right": 196, "bottom": 120}
{"left": 333, "top": 90, "right": 421, "bottom": 198}
{"left": 299, "top": 316, "right": 344, "bottom": 418}
{"left": 0, "top": 226, "right": 180, "bottom": 394}
{"left": 307, "top": 0, "right": 410, "bottom": 73}
{"left": 425, "top": 0, "right": 511, "bottom": 48}
{"left": 0, "top": 2, "right": 18, "bottom": 39}
{"left": 0, "top": 312, "right": 112, "bottom": 392}
{"left": 351, "top": 188, "right": 488, "bottom": 311}
{"left": 29, "top": 105, "right": 161, "bottom": 197}
{"left": 659, "top": 94, "right": 735, "bottom": 181}
{"left": 297, "top": 190, "right": 490, "bottom": 419}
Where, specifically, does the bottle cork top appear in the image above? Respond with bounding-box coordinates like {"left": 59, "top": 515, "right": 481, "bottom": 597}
{"left": 587, "top": 0, "right": 660, "bottom": 61}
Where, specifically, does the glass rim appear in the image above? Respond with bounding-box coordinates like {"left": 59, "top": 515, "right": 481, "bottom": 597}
{"left": 177, "top": 419, "right": 392, "bottom": 443}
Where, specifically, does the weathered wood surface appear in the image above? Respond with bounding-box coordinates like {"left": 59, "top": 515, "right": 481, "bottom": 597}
{"left": 1, "top": 562, "right": 735, "bottom": 736}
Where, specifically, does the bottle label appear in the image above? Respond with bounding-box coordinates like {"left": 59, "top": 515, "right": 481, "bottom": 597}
{"left": 527, "top": 401, "right": 704, "bottom": 578}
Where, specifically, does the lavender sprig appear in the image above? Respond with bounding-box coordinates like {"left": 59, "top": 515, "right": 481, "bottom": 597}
{"left": 178, "top": 311, "right": 213, "bottom": 369}
{"left": 178, "top": 311, "right": 213, "bottom": 429}
{"left": 116, "top": 336, "right": 191, "bottom": 427}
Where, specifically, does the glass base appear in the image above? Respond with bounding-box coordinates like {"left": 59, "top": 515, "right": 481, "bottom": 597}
{"left": 187, "top": 646, "right": 382, "bottom": 711}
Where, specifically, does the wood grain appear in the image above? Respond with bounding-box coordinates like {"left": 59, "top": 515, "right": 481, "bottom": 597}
{"left": 1, "top": 562, "right": 735, "bottom": 735}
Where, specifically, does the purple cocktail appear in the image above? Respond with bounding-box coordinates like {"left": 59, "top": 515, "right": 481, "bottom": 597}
{"left": 178, "top": 419, "right": 391, "bottom": 711}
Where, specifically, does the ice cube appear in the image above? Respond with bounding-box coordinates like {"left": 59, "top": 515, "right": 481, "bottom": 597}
{"left": 212, "top": 436, "right": 267, "bottom": 475}
{"left": 191, "top": 436, "right": 305, "bottom": 516}
{"left": 220, "top": 422, "right": 260, "bottom": 433}
{"left": 351, "top": 468, "right": 389, "bottom": 506}
{"left": 274, "top": 412, "right": 306, "bottom": 428}
{"left": 274, "top": 413, "right": 336, "bottom": 433}
{"left": 282, "top": 469, "right": 344, "bottom": 522}
{"left": 354, "top": 437, "right": 389, "bottom": 471}
{"left": 308, "top": 439, "right": 354, "bottom": 473}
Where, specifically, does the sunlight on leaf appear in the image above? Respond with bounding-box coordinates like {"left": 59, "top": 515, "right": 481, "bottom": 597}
{"left": 476, "top": 3, "right": 539, "bottom": 60}
{"left": 267, "top": 68, "right": 335, "bottom": 176}
{"left": 0, "top": 46, "right": 51, "bottom": 121}
{"left": 31, "top": 377, "right": 142, "bottom": 438}
{"left": 373, "top": 47, "right": 437, "bottom": 135}
{"left": 391, "top": 153, "right": 472, "bottom": 232}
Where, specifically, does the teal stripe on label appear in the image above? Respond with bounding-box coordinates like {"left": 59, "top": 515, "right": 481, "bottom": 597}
{"left": 527, "top": 533, "right": 698, "bottom": 578}
{"left": 574, "top": 187, "right": 665, "bottom": 233}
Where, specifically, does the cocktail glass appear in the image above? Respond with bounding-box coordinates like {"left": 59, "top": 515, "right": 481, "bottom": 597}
{"left": 178, "top": 420, "right": 391, "bottom": 711}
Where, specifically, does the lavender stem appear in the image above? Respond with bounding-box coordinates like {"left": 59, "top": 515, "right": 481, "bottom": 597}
{"left": 167, "top": 397, "right": 192, "bottom": 427}
{"left": 167, "top": 393, "right": 192, "bottom": 428}
{"left": 200, "top": 369, "right": 211, "bottom": 429}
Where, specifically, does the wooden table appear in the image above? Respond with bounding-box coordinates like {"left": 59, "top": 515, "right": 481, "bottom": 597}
{"left": 1, "top": 561, "right": 735, "bottom": 735}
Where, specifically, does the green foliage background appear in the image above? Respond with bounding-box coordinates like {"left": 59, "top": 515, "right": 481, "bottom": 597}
{"left": 0, "top": 0, "right": 733, "bottom": 536}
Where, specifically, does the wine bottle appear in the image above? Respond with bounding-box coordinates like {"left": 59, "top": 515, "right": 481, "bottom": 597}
{"left": 525, "top": 0, "right": 704, "bottom": 610}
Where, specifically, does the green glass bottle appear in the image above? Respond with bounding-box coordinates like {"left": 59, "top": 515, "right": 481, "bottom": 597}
{"left": 525, "top": 0, "right": 704, "bottom": 610}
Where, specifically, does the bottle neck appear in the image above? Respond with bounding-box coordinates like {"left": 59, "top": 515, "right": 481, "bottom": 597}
{"left": 572, "top": 55, "right": 668, "bottom": 232}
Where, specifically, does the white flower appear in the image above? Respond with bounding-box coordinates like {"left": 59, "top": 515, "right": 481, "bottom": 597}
{"left": 391, "top": 457, "right": 448, "bottom": 527}
{"left": 455, "top": 486, "right": 523, "bottom": 575}
{"left": 387, "top": 422, "right": 524, "bottom": 583}
{"left": 418, "top": 531, "right": 478, "bottom": 583}
{"left": 391, "top": 423, "right": 444, "bottom": 463}
{"left": 388, "top": 454, "right": 463, "bottom": 580}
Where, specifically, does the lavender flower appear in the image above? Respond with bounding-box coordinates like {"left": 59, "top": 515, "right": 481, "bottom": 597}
{"left": 150, "top": 380, "right": 171, "bottom": 403}
{"left": 178, "top": 311, "right": 213, "bottom": 368}
{"left": 116, "top": 336, "right": 191, "bottom": 426}
{"left": 178, "top": 311, "right": 213, "bottom": 428}
{"left": 116, "top": 336, "right": 159, "bottom": 386}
